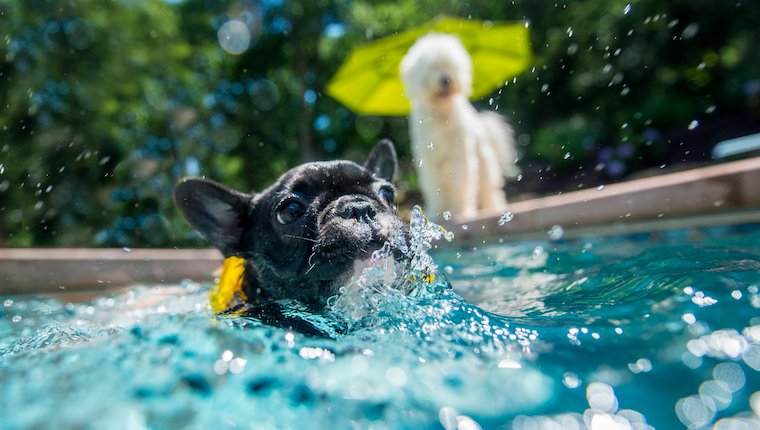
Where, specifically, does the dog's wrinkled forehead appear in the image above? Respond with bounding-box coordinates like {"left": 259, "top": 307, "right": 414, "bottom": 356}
{"left": 279, "top": 160, "right": 377, "bottom": 197}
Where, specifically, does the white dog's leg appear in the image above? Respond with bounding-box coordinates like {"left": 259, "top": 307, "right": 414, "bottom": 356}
{"left": 476, "top": 136, "right": 507, "bottom": 211}
{"left": 443, "top": 136, "right": 478, "bottom": 218}
{"left": 416, "top": 158, "right": 443, "bottom": 217}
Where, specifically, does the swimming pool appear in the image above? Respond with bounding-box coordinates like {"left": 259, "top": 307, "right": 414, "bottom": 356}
{"left": 2, "top": 218, "right": 760, "bottom": 429}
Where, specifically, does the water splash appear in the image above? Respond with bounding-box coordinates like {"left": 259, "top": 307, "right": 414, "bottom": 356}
{"left": 327, "top": 205, "right": 453, "bottom": 327}
{"left": 498, "top": 211, "right": 514, "bottom": 226}
{"left": 548, "top": 225, "right": 564, "bottom": 240}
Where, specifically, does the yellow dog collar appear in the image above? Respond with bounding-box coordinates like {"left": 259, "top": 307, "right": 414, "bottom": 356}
{"left": 209, "top": 256, "right": 247, "bottom": 313}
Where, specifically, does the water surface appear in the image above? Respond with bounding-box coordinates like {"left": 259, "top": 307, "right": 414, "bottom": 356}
{"left": 2, "top": 222, "right": 760, "bottom": 429}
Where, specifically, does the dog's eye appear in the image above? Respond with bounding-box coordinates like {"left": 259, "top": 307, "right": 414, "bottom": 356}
{"left": 276, "top": 200, "right": 306, "bottom": 225}
{"left": 378, "top": 186, "right": 395, "bottom": 205}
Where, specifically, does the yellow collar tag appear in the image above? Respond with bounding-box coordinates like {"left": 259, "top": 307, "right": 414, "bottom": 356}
{"left": 209, "top": 256, "right": 247, "bottom": 313}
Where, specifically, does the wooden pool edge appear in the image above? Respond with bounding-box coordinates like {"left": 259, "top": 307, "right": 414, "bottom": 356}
{"left": 443, "top": 156, "right": 760, "bottom": 243}
{"left": 2, "top": 156, "right": 760, "bottom": 295}
{"left": 0, "top": 248, "right": 223, "bottom": 296}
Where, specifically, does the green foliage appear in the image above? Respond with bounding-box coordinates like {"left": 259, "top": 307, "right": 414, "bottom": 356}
{"left": 0, "top": 0, "right": 219, "bottom": 246}
{"left": 531, "top": 117, "right": 593, "bottom": 171}
{"left": 0, "top": 0, "right": 758, "bottom": 246}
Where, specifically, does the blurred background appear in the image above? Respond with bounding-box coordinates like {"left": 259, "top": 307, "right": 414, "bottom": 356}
{"left": 0, "top": 0, "right": 758, "bottom": 248}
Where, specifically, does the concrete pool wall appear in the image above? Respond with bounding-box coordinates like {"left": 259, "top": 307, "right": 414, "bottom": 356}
{"left": 2, "top": 156, "right": 760, "bottom": 295}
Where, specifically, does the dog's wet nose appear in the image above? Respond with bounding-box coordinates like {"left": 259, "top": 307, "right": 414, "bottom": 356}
{"left": 339, "top": 201, "right": 376, "bottom": 221}
{"left": 440, "top": 75, "right": 451, "bottom": 88}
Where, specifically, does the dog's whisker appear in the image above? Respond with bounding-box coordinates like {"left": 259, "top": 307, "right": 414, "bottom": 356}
{"left": 305, "top": 251, "right": 318, "bottom": 275}
{"left": 285, "top": 234, "right": 318, "bottom": 243}
{"left": 305, "top": 262, "right": 317, "bottom": 275}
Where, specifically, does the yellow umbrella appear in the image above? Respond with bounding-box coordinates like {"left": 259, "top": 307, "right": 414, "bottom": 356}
{"left": 326, "top": 16, "right": 532, "bottom": 116}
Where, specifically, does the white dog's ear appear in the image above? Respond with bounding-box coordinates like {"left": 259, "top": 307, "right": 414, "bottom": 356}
{"left": 400, "top": 45, "right": 425, "bottom": 100}
{"left": 365, "top": 139, "right": 398, "bottom": 181}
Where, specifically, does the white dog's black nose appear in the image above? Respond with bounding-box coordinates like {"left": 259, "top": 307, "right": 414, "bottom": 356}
{"left": 440, "top": 75, "right": 452, "bottom": 88}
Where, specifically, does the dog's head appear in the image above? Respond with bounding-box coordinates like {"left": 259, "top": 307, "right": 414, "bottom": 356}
{"left": 174, "top": 140, "right": 406, "bottom": 308}
{"left": 400, "top": 33, "right": 473, "bottom": 108}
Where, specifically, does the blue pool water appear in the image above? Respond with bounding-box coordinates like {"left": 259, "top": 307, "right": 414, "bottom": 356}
{"left": 2, "top": 219, "right": 760, "bottom": 429}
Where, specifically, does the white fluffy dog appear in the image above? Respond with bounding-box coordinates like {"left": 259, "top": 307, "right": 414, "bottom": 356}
{"left": 400, "top": 33, "right": 519, "bottom": 219}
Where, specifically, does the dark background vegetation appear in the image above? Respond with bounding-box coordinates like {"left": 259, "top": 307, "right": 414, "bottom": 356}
{"left": 1, "top": 0, "right": 758, "bottom": 247}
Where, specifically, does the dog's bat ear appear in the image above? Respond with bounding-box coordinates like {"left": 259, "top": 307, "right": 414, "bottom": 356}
{"left": 174, "top": 178, "right": 251, "bottom": 256}
{"left": 365, "top": 139, "right": 397, "bottom": 181}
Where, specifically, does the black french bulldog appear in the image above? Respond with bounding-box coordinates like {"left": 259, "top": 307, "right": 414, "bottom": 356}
{"left": 174, "top": 140, "right": 406, "bottom": 312}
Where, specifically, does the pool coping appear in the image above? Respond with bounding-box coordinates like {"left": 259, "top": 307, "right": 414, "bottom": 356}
{"left": 443, "top": 156, "right": 760, "bottom": 243}
{"left": 0, "top": 248, "right": 222, "bottom": 296}
{"left": 2, "top": 156, "right": 760, "bottom": 295}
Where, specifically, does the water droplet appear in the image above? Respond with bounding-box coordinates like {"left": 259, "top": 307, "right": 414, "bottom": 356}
{"left": 122, "top": 247, "right": 132, "bottom": 253}
{"left": 498, "top": 212, "right": 514, "bottom": 226}
{"left": 566, "top": 27, "right": 574, "bottom": 37}
{"left": 548, "top": 225, "right": 564, "bottom": 240}
{"left": 597, "top": 184, "right": 606, "bottom": 191}
{"left": 623, "top": 4, "right": 632, "bottom": 15}
{"left": 564, "top": 152, "right": 571, "bottom": 160}
{"left": 532, "top": 245, "right": 544, "bottom": 258}
{"left": 443, "top": 266, "right": 454, "bottom": 275}
{"left": 442, "top": 211, "right": 452, "bottom": 221}
{"left": 11, "top": 315, "right": 22, "bottom": 323}
{"left": 3, "top": 299, "right": 13, "bottom": 307}
{"left": 0, "top": 164, "right": 4, "bottom": 174}
{"left": 488, "top": 97, "right": 494, "bottom": 106}
{"left": 217, "top": 20, "right": 251, "bottom": 55}
{"left": 688, "top": 119, "right": 699, "bottom": 130}
{"left": 541, "top": 84, "right": 549, "bottom": 93}
{"left": 461, "top": 224, "right": 469, "bottom": 231}
{"left": 418, "top": 159, "right": 423, "bottom": 168}
{"left": 563, "top": 372, "right": 581, "bottom": 389}
{"left": 427, "top": 142, "right": 434, "bottom": 150}
{"left": 621, "top": 122, "right": 629, "bottom": 129}
{"left": 705, "top": 105, "right": 716, "bottom": 114}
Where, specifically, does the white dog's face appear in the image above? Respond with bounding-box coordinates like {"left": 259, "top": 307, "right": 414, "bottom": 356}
{"left": 400, "top": 33, "right": 473, "bottom": 110}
